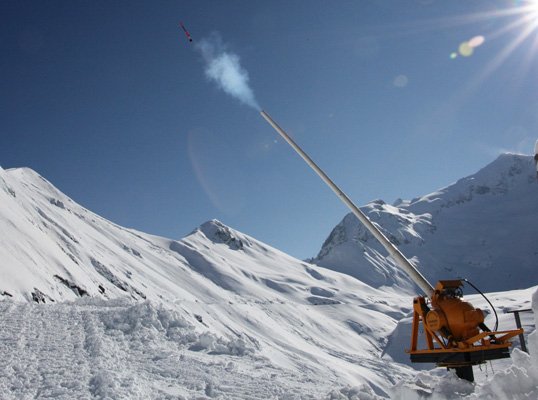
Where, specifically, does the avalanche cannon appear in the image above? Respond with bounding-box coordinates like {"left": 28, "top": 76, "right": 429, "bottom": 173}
{"left": 260, "top": 110, "right": 523, "bottom": 382}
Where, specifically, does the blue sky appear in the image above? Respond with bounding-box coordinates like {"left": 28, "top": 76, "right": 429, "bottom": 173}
{"left": 2, "top": 0, "right": 538, "bottom": 259}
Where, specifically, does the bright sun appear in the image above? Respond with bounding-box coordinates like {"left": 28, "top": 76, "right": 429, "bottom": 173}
{"left": 529, "top": 0, "right": 538, "bottom": 11}
{"left": 451, "top": 0, "right": 538, "bottom": 83}
{"left": 524, "top": 0, "right": 538, "bottom": 21}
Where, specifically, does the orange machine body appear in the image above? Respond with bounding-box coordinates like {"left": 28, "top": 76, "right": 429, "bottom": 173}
{"left": 428, "top": 280, "right": 484, "bottom": 341}
{"left": 408, "top": 280, "right": 522, "bottom": 371}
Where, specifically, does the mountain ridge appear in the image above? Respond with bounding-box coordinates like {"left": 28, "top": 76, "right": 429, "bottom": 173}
{"left": 313, "top": 153, "right": 538, "bottom": 293}
{"left": 1, "top": 157, "right": 537, "bottom": 398}
{"left": 0, "top": 164, "right": 422, "bottom": 394}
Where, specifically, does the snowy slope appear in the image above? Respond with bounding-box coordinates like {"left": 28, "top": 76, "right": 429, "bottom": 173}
{"left": 1, "top": 164, "right": 536, "bottom": 399}
{"left": 0, "top": 165, "right": 415, "bottom": 397}
{"left": 0, "top": 290, "right": 534, "bottom": 400}
{"left": 313, "top": 154, "right": 538, "bottom": 293}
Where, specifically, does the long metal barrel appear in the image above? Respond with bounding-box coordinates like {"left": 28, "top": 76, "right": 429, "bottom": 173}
{"left": 261, "top": 110, "right": 434, "bottom": 296}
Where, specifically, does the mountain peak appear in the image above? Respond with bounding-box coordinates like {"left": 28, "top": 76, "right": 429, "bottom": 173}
{"left": 200, "top": 218, "right": 225, "bottom": 230}
{"left": 477, "top": 152, "right": 531, "bottom": 178}
{"left": 5, "top": 166, "right": 42, "bottom": 178}
{"left": 197, "top": 219, "right": 246, "bottom": 250}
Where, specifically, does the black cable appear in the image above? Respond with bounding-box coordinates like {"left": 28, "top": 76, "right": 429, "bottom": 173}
{"left": 463, "top": 278, "right": 499, "bottom": 332}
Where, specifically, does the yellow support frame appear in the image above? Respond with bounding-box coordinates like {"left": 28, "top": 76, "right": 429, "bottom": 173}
{"left": 407, "top": 296, "right": 523, "bottom": 367}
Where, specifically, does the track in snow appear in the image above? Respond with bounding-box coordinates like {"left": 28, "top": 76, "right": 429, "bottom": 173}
{"left": 0, "top": 300, "right": 347, "bottom": 400}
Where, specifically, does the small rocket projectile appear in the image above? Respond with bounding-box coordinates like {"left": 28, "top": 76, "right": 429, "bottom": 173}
{"left": 534, "top": 139, "right": 538, "bottom": 179}
{"left": 180, "top": 22, "right": 193, "bottom": 42}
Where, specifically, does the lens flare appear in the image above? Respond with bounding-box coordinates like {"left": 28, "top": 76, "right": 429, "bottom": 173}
{"left": 444, "top": 0, "right": 538, "bottom": 78}
{"left": 468, "top": 35, "right": 485, "bottom": 48}
{"left": 459, "top": 42, "right": 474, "bottom": 56}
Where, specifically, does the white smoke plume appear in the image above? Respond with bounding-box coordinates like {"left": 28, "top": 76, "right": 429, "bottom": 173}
{"left": 196, "top": 33, "right": 260, "bottom": 110}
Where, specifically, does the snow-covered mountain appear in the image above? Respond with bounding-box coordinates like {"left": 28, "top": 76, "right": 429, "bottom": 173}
{"left": 1, "top": 162, "right": 537, "bottom": 399}
{"left": 0, "top": 164, "right": 418, "bottom": 397}
{"left": 313, "top": 154, "right": 538, "bottom": 294}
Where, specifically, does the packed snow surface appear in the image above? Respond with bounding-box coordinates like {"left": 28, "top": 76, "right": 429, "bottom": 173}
{"left": 0, "top": 298, "right": 349, "bottom": 399}
{"left": 0, "top": 290, "right": 535, "bottom": 399}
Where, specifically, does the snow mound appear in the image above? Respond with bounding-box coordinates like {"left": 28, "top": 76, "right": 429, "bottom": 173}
{"left": 98, "top": 301, "right": 258, "bottom": 356}
{"left": 326, "top": 384, "right": 385, "bottom": 400}
{"left": 101, "top": 301, "right": 192, "bottom": 335}
{"left": 188, "top": 331, "right": 257, "bottom": 356}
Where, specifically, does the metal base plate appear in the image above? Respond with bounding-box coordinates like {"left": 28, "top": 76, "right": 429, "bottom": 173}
{"left": 410, "top": 346, "right": 510, "bottom": 366}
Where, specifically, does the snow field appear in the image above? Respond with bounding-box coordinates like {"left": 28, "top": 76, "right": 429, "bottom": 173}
{"left": 2, "top": 158, "right": 537, "bottom": 399}
{"left": 3, "top": 291, "right": 532, "bottom": 399}
{"left": 0, "top": 298, "right": 407, "bottom": 399}
{"left": 0, "top": 166, "right": 418, "bottom": 397}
